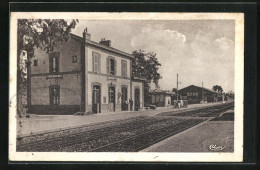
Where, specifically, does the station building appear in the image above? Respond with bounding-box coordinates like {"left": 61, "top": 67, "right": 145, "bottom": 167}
{"left": 28, "top": 28, "right": 144, "bottom": 114}
{"left": 178, "top": 85, "right": 218, "bottom": 104}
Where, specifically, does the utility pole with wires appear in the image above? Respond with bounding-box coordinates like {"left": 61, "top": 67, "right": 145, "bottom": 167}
{"left": 202, "top": 82, "right": 204, "bottom": 103}
{"left": 176, "top": 73, "right": 181, "bottom": 102}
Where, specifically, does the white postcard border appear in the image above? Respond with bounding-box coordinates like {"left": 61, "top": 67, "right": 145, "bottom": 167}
{"left": 9, "top": 12, "right": 244, "bottom": 162}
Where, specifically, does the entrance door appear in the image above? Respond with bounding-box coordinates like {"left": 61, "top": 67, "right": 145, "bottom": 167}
{"left": 108, "top": 86, "right": 115, "bottom": 112}
{"left": 134, "top": 88, "right": 140, "bottom": 111}
{"left": 121, "top": 87, "right": 128, "bottom": 111}
{"left": 92, "top": 85, "right": 101, "bottom": 113}
{"left": 49, "top": 85, "right": 60, "bottom": 113}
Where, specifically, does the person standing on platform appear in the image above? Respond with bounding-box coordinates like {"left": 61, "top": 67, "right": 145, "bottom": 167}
{"left": 129, "top": 98, "right": 133, "bottom": 111}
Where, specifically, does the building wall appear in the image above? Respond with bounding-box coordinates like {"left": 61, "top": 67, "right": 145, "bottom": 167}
{"left": 85, "top": 46, "right": 133, "bottom": 113}
{"left": 150, "top": 93, "right": 172, "bottom": 107}
{"left": 30, "top": 37, "right": 83, "bottom": 114}
{"left": 151, "top": 94, "right": 165, "bottom": 107}
{"left": 31, "top": 38, "right": 82, "bottom": 74}
{"left": 87, "top": 46, "right": 131, "bottom": 78}
{"left": 31, "top": 74, "right": 82, "bottom": 105}
{"left": 178, "top": 85, "right": 216, "bottom": 104}
{"left": 86, "top": 73, "right": 131, "bottom": 113}
{"left": 29, "top": 35, "right": 144, "bottom": 114}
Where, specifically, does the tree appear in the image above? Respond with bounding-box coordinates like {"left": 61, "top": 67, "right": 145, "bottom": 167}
{"left": 131, "top": 50, "right": 162, "bottom": 103}
{"left": 17, "top": 19, "right": 78, "bottom": 117}
{"left": 213, "top": 85, "right": 223, "bottom": 93}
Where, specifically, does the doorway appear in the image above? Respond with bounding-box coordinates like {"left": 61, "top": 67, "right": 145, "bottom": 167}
{"left": 134, "top": 88, "right": 140, "bottom": 111}
{"left": 92, "top": 85, "right": 101, "bottom": 113}
{"left": 108, "top": 86, "right": 115, "bottom": 112}
{"left": 121, "top": 86, "right": 128, "bottom": 111}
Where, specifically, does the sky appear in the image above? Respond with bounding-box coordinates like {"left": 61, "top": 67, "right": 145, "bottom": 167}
{"left": 71, "top": 20, "right": 235, "bottom": 92}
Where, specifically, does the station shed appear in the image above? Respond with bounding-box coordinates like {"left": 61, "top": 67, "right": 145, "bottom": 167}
{"left": 149, "top": 90, "right": 176, "bottom": 107}
{"left": 178, "top": 85, "right": 218, "bottom": 104}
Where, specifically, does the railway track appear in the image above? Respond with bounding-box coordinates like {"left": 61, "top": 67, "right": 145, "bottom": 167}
{"left": 17, "top": 102, "right": 233, "bottom": 152}
{"left": 158, "top": 102, "right": 234, "bottom": 117}
{"left": 17, "top": 116, "right": 147, "bottom": 145}
{"left": 17, "top": 116, "right": 183, "bottom": 151}
{"left": 90, "top": 119, "right": 204, "bottom": 152}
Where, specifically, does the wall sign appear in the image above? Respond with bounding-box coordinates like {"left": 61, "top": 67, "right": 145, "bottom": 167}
{"left": 46, "top": 74, "right": 63, "bottom": 79}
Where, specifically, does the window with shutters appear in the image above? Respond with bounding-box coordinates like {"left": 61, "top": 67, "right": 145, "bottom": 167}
{"left": 49, "top": 52, "right": 60, "bottom": 73}
{"left": 107, "top": 57, "right": 117, "bottom": 76}
{"left": 49, "top": 85, "right": 60, "bottom": 105}
{"left": 121, "top": 60, "right": 127, "bottom": 77}
{"left": 92, "top": 51, "right": 101, "bottom": 73}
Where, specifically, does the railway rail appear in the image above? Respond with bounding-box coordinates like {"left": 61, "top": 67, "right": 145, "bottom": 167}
{"left": 158, "top": 102, "right": 234, "bottom": 117}
{"left": 17, "top": 102, "right": 234, "bottom": 152}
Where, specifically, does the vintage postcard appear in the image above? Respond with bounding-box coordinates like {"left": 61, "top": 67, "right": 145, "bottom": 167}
{"left": 9, "top": 12, "right": 244, "bottom": 162}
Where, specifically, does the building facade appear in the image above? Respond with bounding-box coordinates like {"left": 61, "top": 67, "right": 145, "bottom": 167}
{"left": 149, "top": 90, "right": 175, "bottom": 107}
{"left": 178, "top": 85, "right": 218, "bottom": 104}
{"left": 28, "top": 28, "right": 144, "bottom": 114}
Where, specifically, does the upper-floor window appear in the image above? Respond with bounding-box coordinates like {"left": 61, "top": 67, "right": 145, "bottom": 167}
{"left": 49, "top": 52, "right": 60, "bottom": 73}
{"left": 121, "top": 60, "right": 127, "bottom": 77}
{"left": 92, "top": 51, "right": 101, "bottom": 73}
{"left": 107, "top": 57, "right": 117, "bottom": 76}
{"left": 33, "top": 60, "right": 38, "bottom": 66}
{"left": 72, "top": 55, "right": 77, "bottom": 63}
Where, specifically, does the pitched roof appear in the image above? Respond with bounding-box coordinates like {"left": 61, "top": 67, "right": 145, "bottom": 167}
{"left": 149, "top": 89, "right": 176, "bottom": 95}
{"left": 70, "top": 33, "right": 133, "bottom": 59}
{"left": 179, "top": 85, "right": 218, "bottom": 93}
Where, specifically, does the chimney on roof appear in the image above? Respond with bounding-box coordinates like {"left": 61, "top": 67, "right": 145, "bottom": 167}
{"left": 99, "top": 38, "right": 111, "bottom": 47}
{"left": 83, "top": 27, "right": 91, "bottom": 40}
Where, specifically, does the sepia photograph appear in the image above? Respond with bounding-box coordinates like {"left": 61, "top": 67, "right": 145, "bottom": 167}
{"left": 9, "top": 12, "right": 244, "bottom": 162}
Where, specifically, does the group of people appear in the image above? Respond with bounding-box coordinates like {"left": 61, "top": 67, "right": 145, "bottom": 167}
{"left": 173, "top": 100, "right": 187, "bottom": 109}
{"left": 123, "top": 98, "right": 140, "bottom": 111}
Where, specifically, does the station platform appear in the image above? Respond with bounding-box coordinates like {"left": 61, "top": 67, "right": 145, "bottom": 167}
{"left": 17, "top": 102, "right": 226, "bottom": 137}
{"left": 142, "top": 109, "right": 234, "bottom": 152}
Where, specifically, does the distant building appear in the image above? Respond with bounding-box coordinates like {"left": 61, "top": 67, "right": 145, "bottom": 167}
{"left": 149, "top": 90, "right": 175, "bottom": 107}
{"left": 178, "top": 85, "right": 218, "bottom": 104}
{"left": 28, "top": 28, "right": 144, "bottom": 114}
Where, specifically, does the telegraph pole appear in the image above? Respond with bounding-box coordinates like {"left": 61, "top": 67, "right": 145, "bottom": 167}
{"left": 176, "top": 74, "right": 181, "bottom": 102}
{"left": 202, "top": 82, "right": 204, "bottom": 103}
{"left": 177, "top": 74, "right": 179, "bottom": 102}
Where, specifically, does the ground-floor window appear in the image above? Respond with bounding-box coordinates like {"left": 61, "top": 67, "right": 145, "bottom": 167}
{"left": 49, "top": 85, "right": 60, "bottom": 105}
{"left": 121, "top": 86, "right": 128, "bottom": 111}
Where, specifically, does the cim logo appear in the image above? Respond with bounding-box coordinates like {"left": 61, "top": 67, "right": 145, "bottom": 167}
{"left": 209, "top": 145, "right": 225, "bottom": 151}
